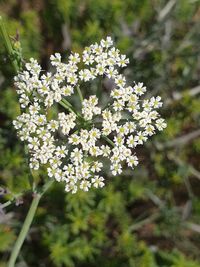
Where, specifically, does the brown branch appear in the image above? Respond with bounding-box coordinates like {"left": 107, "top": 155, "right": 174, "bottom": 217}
{"left": 155, "top": 129, "right": 200, "bottom": 150}
{"left": 165, "top": 85, "right": 200, "bottom": 106}
{"left": 167, "top": 152, "right": 200, "bottom": 181}
{"left": 158, "top": 0, "right": 177, "bottom": 22}
{"left": 129, "top": 212, "right": 160, "bottom": 232}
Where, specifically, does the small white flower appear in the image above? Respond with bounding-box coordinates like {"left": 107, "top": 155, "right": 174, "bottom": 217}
{"left": 111, "top": 163, "right": 122, "bottom": 176}
{"left": 127, "top": 135, "right": 137, "bottom": 148}
{"left": 27, "top": 137, "right": 40, "bottom": 150}
{"left": 69, "top": 134, "right": 80, "bottom": 145}
{"left": 82, "top": 95, "right": 101, "bottom": 120}
{"left": 69, "top": 53, "right": 80, "bottom": 64}
{"left": 150, "top": 96, "right": 163, "bottom": 109}
{"left": 92, "top": 176, "right": 105, "bottom": 188}
{"left": 100, "top": 36, "right": 113, "bottom": 48}
{"left": 101, "top": 145, "right": 111, "bottom": 157}
{"left": 134, "top": 132, "right": 148, "bottom": 145}
{"left": 89, "top": 146, "right": 102, "bottom": 157}
{"left": 80, "top": 180, "right": 91, "bottom": 192}
{"left": 58, "top": 112, "right": 76, "bottom": 135}
{"left": 127, "top": 155, "right": 139, "bottom": 168}
{"left": 71, "top": 148, "right": 83, "bottom": 165}
{"left": 91, "top": 162, "right": 103, "bottom": 173}
{"left": 156, "top": 118, "right": 167, "bottom": 131}
{"left": 47, "top": 120, "right": 59, "bottom": 132}
{"left": 134, "top": 82, "right": 146, "bottom": 96}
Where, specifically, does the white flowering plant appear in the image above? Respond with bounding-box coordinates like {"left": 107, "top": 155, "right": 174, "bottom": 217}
{"left": 13, "top": 36, "right": 167, "bottom": 194}
{"left": 0, "top": 14, "right": 167, "bottom": 266}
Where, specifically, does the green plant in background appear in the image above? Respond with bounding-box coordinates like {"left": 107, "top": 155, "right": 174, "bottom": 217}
{"left": 0, "top": 0, "right": 200, "bottom": 267}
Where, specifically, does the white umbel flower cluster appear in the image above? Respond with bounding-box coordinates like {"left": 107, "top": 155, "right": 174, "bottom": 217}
{"left": 13, "top": 37, "right": 167, "bottom": 193}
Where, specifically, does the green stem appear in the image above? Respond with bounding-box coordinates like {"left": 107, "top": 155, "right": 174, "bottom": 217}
{"left": 59, "top": 99, "right": 76, "bottom": 114}
{"left": 76, "top": 85, "right": 83, "bottom": 103}
{"left": 59, "top": 99, "right": 84, "bottom": 121}
{"left": 60, "top": 98, "right": 73, "bottom": 108}
{"left": 7, "top": 180, "right": 54, "bottom": 267}
{"left": 1, "top": 200, "right": 13, "bottom": 209}
{"left": 7, "top": 194, "right": 41, "bottom": 267}
{"left": 1, "top": 193, "right": 24, "bottom": 209}
{"left": 0, "top": 16, "right": 19, "bottom": 73}
{"left": 102, "top": 135, "right": 115, "bottom": 147}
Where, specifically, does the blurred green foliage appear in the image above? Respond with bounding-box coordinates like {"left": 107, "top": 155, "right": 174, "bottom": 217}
{"left": 0, "top": 0, "right": 200, "bottom": 266}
